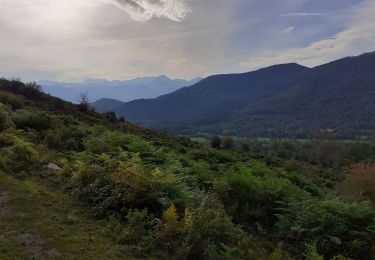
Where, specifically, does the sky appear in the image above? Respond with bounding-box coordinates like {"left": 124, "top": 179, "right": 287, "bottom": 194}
{"left": 0, "top": 0, "right": 374, "bottom": 82}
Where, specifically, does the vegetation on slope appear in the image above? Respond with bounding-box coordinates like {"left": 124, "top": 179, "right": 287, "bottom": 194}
{"left": 1, "top": 79, "right": 375, "bottom": 259}
{"left": 0, "top": 172, "right": 127, "bottom": 259}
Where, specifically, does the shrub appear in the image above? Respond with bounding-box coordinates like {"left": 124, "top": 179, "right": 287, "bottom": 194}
{"left": 210, "top": 136, "right": 221, "bottom": 149}
{"left": 155, "top": 204, "right": 186, "bottom": 256}
{"left": 222, "top": 137, "right": 234, "bottom": 150}
{"left": 83, "top": 130, "right": 127, "bottom": 154}
{"left": 0, "top": 104, "right": 15, "bottom": 131}
{"left": 185, "top": 193, "right": 243, "bottom": 259}
{"left": 0, "top": 132, "right": 17, "bottom": 148}
{"left": 9, "top": 138, "right": 39, "bottom": 171}
{"left": 218, "top": 165, "right": 308, "bottom": 228}
{"left": 336, "top": 163, "right": 375, "bottom": 204}
{"left": 44, "top": 124, "right": 88, "bottom": 151}
{"left": 12, "top": 109, "right": 53, "bottom": 131}
{"left": 276, "top": 199, "right": 375, "bottom": 259}
{"left": 240, "top": 143, "right": 250, "bottom": 153}
{"left": 122, "top": 209, "right": 160, "bottom": 246}
{"left": 0, "top": 91, "right": 24, "bottom": 109}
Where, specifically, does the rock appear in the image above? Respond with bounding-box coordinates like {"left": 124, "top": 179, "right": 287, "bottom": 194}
{"left": 44, "top": 163, "right": 62, "bottom": 171}
{"left": 0, "top": 147, "right": 12, "bottom": 154}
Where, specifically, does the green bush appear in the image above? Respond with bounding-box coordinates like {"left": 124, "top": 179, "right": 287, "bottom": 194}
{"left": 0, "top": 91, "right": 24, "bottom": 109}
{"left": 0, "top": 104, "right": 15, "bottom": 131}
{"left": 83, "top": 130, "right": 127, "bottom": 154}
{"left": 218, "top": 164, "right": 308, "bottom": 228}
{"left": 43, "top": 124, "right": 88, "bottom": 151}
{"left": 9, "top": 138, "right": 39, "bottom": 171}
{"left": 122, "top": 209, "right": 160, "bottom": 253}
{"left": 185, "top": 193, "right": 243, "bottom": 259}
{"left": 12, "top": 109, "right": 53, "bottom": 131}
{"left": 276, "top": 199, "right": 375, "bottom": 259}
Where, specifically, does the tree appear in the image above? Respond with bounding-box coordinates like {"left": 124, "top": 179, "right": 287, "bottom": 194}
{"left": 118, "top": 116, "right": 125, "bottom": 123}
{"left": 210, "top": 136, "right": 221, "bottom": 149}
{"left": 241, "top": 143, "right": 250, "bottom": 153}
{"left": 26, "top": 81, "right": 42, "bottom": 91}
{"left": 78, "top": 92, "right": 90, "bottom": 112}
{"left": 104, "top": 111, "right": 117, "bottom": 123}
{"left": 222, "top": 137, "right": 234, "bottom": 150}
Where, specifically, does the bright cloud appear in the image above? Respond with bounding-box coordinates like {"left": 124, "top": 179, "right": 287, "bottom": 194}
{"left": 104, "top": 0, "right": 192, "bottom": 22}
{"left": 281, "top": 26, "right": 294, "bottom": 33}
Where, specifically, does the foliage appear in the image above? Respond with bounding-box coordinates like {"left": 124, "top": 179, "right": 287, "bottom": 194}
{"left": 276, "top": 199, "right": 375, "bottom": 259}
{"left": 1, "top": 137, "right": 40, "bottom": 172}
{"left": 0, "top": 91, "right": 24, "bottom": 109}
{"left": 1, "top": 78, "right": 375, "bottom": 259}
{"left": 12, "top": 109, "right": 53, "bottom": 131}
{"left": 185, "top": 193, "right": 243, "bottom": 259}
{"left": 0, "top": 104, "right": 15, "bottom": 131}
{"left": 222, "top": 137, "right": 234, "bottom": 150}
{"left": 336, "top": 163, "right": 375, "bottom": 204}
{"left": 210, "top": 136, "right": 221, "bottom": 149}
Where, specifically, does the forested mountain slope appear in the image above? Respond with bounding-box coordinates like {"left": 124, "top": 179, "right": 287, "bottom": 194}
{"left": 112, "top": 52, "right": 375, "bottom": 138}
{"left": 115, "top": 63, "right": 308, "bottom": 125}
{"left": 1, "top": 79, "right": 375, "bottom": 259}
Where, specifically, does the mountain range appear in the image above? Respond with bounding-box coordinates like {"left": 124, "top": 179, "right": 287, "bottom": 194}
{"left": 93, "top": 52, "right": 375, "bottom": 139}
{"left": 38, "top": 76, "right": 202, "bottom": 103}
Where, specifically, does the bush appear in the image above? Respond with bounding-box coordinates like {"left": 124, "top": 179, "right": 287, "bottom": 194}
{"left": 276, "top": 199, "right": 375, "bottom": 259}
{"left": 9, "top": 138, "right": 39, "bottom": 171}
{"left": 0, "top": 91, "right": 24, "bottom": 109}
{"left": 336, "top": 163, "right": 375, "bottom": 204}
{"left": 83, "top": 130, "right": 127, "bottom": 154}
{"left": 120, "top": 209, "right": 160, "bottom": 247}
{"left": 218, "top": 164, "right": 308, "bottom": 228}
{"left": 222, "top": 137, "right": 234, "bottom": 150}
{"left": 12, "top": 109, "right": 53, "bottom": 131}
{"left": 210, "top": 136, "right": 221, "bottom": 149}
{"left": 0, "top": 104, "right": 15, "bottom": 131}
{"left": 44, "top": 124, "right": 88, "bottom": 151}
{"left": 185, "top": 193, "right": 243, "bottom": 259}
{"left": 240, "top": 143, "right": 250, "bottom": 153}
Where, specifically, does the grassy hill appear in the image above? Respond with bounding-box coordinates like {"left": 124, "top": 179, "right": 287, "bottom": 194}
{"left": 111, "top": 52, "right": 375, "bottom": 139}
{"left": 1, "top": 78, "right": 375, "bottom": 259}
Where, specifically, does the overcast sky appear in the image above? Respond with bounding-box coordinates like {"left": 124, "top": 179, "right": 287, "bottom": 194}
{"left": 0, "top": 0, "right": 374, "bottom": 81}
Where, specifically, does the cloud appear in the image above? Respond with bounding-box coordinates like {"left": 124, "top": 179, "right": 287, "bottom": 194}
{"left": 281, "top": 26, "right": 294, "bottom": 33}
{"left": 0, "top": 0, "right": 373, "bottom": 82}
{"left": 104, "top": 0, "right": 192, "bottom": 22}
{"left": 281, "top": 12, "right": 325, "bottom": 17}
{"left": 240, "top": 0, "right": 375, "bottom": 69}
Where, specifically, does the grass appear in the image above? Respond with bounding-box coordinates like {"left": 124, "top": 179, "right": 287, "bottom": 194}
{"left": 0, "top": 171, "right": 131, "bottom": 260}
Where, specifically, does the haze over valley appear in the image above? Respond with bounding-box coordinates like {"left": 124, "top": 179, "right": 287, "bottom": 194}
{"left": 39, "top": 76, "right": 202, "bottom": 103}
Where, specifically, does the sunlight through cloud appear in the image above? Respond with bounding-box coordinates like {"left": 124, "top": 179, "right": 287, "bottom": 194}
{"left": 103, "top": 0, "right": 192, "bottom": 22}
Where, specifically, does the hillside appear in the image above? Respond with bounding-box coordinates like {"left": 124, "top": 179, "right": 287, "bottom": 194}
{"left": 110, "top": 52, "right": 375, "bottom": 139}
{"left": 90, "top": 98, "right": 124, "bottom": 113}
{"left": 1, "top": 79, "right": 375, "bottom": 259}
{"left": 39, "top": 76, "right": 202, "bottom": 104}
